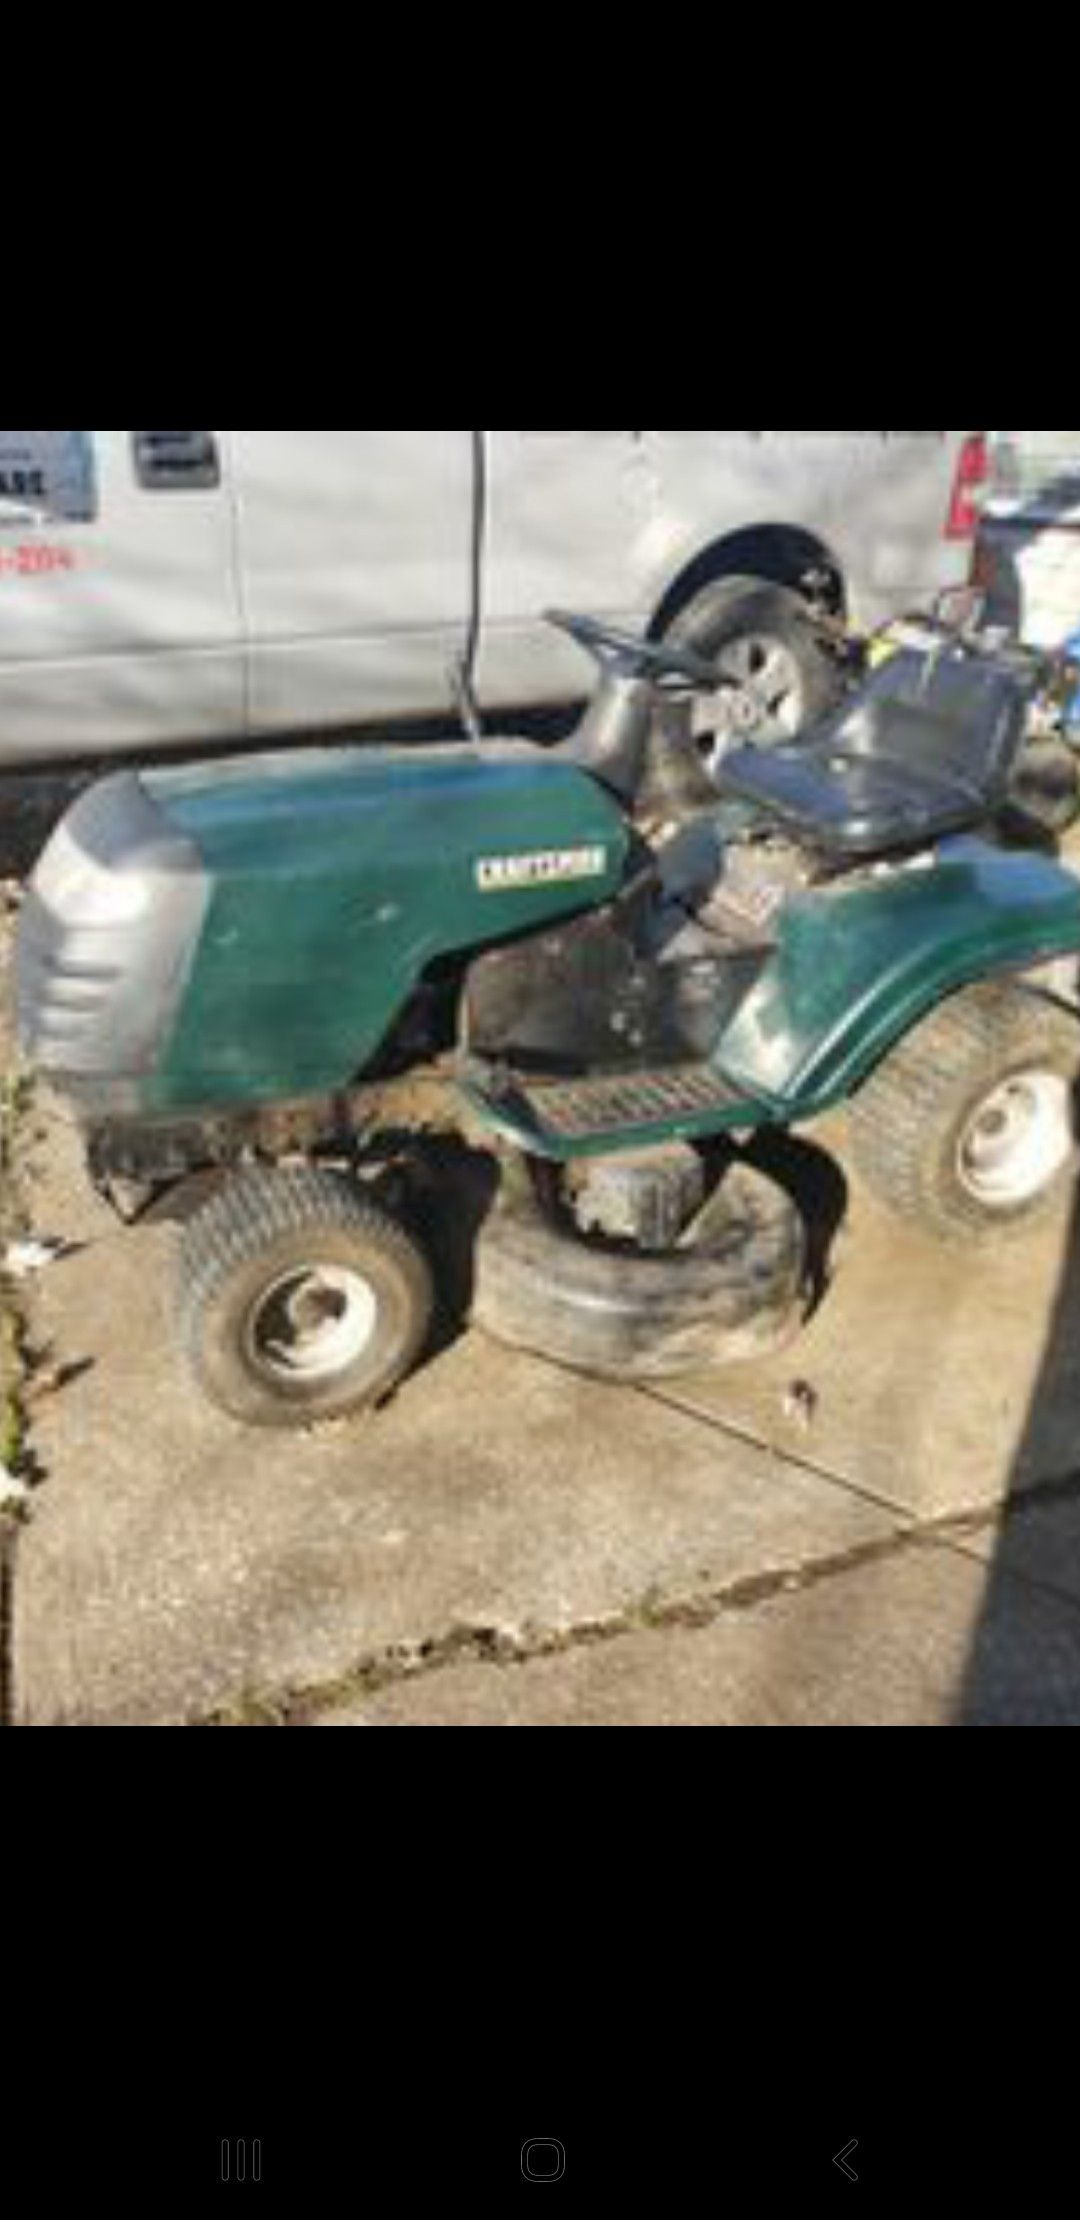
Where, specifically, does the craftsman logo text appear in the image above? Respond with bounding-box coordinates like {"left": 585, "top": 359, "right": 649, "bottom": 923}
{"left": 476, "top": 846, "right": 608, "bottom": 893}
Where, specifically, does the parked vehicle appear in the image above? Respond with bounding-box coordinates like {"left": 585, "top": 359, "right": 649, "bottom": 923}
{"left": 976, "top": 432, "right": 1080, "bottom": 647}
{"left": 0, "top": 431, "right": 984, "bottom": 772}
{"left": 16, "top": 606, "right": 1080, "bottom": 1430}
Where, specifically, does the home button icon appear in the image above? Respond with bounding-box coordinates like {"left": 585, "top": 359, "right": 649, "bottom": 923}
{"left": 521, "top": 2138, "right": 566, "bottom": 2181}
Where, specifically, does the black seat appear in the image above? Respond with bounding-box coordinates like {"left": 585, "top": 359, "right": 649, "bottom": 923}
{"left": 715, "top": 644, "right": 1033, "bottom": 860}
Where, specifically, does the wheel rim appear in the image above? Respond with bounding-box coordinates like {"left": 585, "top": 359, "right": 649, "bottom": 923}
{"left": 956, "top": 1070, "right": 1074, "bottom": 1208}
{"left": 697, "top": 632, "right": 807, "bottom": 766}
{"left": 244, "top": 1264, "right": 379, "bottom": 1383}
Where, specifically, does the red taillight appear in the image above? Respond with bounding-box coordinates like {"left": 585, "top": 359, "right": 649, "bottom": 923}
{"left": 945, "top": 433, "right": 989, "bottom": 540}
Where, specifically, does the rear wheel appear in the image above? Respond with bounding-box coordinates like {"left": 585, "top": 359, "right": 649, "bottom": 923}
{"left": 846, "top": 983, "right": 1080, "bottom": 1245}
{"left": 1009, "top": 737, "right": 1080, "bottom": 836}
{"left": 661, "top": 573, "right": 845, "bottom": 772}
{"left": 176, "top": 1166, "right": 434, "bottom": 1426}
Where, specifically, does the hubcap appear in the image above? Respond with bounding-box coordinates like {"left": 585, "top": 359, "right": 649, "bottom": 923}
{"left": 956, "top": 1070, "right": 1073, "bottom": 1208}
{"left": 697, "top": 632, "right": 807, "bottom": 770}
{"left": 246, "top": 1265, "right": 379, "bottom": 1382}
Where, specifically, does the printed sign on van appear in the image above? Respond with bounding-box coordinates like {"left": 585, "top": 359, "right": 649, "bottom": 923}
{"left": 0, "top": 431, "right": 97, "bottom": 524}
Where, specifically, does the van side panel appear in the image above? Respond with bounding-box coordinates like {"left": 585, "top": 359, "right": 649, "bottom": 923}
{"left": 235, "top": 431, "right": 975, "bottom": 739}
{"left": 233, "top": 431, "right": 475, "bottom": 734}
{"left": 0, "top": 430, "right": 245, "bottom": 765}
{"left": 638, "top": 432, "right": 972, "bottom": 632}
{"left": 472, "top": 432, "right": 974, "bottom": 712}
{"left": 0, "top": 431, "right": 978, "bottom": 767}
{"left": 474, "top": 432, "right": 655, "bottom": 707}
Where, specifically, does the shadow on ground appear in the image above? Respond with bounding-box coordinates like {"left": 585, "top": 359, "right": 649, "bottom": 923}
{"left": 955, "top": 1165, "right": 1080, "bottom": 1724}
{"left": 952, "top": 463, "right": 1080, "bottom": 1719}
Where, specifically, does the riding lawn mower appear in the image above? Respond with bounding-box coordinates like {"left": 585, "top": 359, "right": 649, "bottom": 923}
{"left": 15, "top": 605, "right": 1080, "bottom": 1427}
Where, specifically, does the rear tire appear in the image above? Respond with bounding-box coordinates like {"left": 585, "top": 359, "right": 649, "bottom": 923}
{"left": 176, "top": 1166, "right": 434, "bottom": 1427}
{"left": 662, "top": 573, "right": 844, "bottom": 768}
{"left": 846, "top": 983, "right": 1080, "bottom": 1245}
{"left": 1009, "top": 737, "right": 1080, "bottom": 836}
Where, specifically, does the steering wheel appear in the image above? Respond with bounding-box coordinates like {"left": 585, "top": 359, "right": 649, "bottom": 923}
{"left": 545, "top": 608, "right": 728, "bottom": 696}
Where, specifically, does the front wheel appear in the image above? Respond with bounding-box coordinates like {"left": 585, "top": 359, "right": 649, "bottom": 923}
{"left": 175, "top": 1166, "right": 434, "bottom": 1427}
{"left": 846, "top": 983, "right": 1080, "bottom": 1245}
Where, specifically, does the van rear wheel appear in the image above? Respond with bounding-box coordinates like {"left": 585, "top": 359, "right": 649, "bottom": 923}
{"left": 175, "top": 1166, "right": 434, "bottom": 1426}
{"left": 661, "top": 573, "right": 844, "bottom": 770}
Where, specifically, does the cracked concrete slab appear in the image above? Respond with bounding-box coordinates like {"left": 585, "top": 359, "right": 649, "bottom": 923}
{"left": 648, "top": 1127, "right": 1080, "bottom": 1522}
{"left": 11, "top": 1095, "right": 901, "bottom": 1726}
{"left": 311, "top": 1535, "right": 1080, "bottom": 1726}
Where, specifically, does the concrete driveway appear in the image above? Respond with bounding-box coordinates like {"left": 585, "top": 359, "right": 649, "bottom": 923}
{"left": 6, "top": 913, "right": 1080, "bottom": 1726}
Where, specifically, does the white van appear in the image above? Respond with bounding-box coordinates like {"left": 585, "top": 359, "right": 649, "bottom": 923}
{"left": 0, "top": 430, "right": 983, "bottom": 770}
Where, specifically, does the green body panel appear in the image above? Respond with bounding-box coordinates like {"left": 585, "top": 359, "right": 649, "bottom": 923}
{"left": 127, "top": 722, "right": 1080, "bottom": 1144}
{"left": 711, "top": 837, "right": 1080, "bottom": 1120}
{"left": 140, "top": 745, "right": 629, "bottom": 1109}
{"left": 460, "top": 837, "right": 1080, "bottom": 1157}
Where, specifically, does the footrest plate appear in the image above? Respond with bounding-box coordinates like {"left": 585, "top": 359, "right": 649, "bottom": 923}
{"left": 458, "top": 1058, "right": 750, "bottom": 1155}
